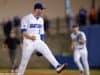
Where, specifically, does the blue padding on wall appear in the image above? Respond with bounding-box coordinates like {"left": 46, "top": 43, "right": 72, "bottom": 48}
{"left": 50, "top": 56, "right": 77, "bottom": 69}
{"left": 80, "top": 26, "right": 100, "bottom": 68}
{"left": 56, "top": 56, "right": 77, "bottom": 69}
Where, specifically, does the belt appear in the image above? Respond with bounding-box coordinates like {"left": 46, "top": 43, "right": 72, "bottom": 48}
{"left": 78, "top": 48, "right": 83, "bottom": 49}
{"left": 75, "top": 47, "right": 84, "bottom": 50}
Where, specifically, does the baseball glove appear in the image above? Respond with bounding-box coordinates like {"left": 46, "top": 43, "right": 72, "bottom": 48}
{"left": 36, "top": 52, "right": 43, "bottom": 56}
{"left": 76, "top": 33, "right": 83, "bottom": 42}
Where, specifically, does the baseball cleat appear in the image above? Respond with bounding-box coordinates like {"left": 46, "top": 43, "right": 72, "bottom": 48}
{"left": 56, "top": 64, "right": 66, "bottom": 73}
{"left": 80, "top": 71, "right": 84, "bottom": 75}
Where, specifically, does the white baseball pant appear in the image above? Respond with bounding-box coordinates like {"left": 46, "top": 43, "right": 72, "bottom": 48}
{"left": 74, "top": 48, "right": 90, "bottom": 75}
{"left": 18, "top": 40, "right": 60, "bottom": 75}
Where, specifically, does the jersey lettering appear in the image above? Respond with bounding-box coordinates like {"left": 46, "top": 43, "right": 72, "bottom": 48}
{"left": 30, "top": 24, "right": 42, "bottom": 28}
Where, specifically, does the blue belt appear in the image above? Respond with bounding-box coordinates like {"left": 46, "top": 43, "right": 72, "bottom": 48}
{"left": 75, "top": 47, "right": 84, "bottom": 50}
{"left": 78, "top": 47, "right": 84, "bottom": 50}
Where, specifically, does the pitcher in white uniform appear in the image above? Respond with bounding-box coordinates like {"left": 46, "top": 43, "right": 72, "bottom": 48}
{"left": 17, "top": 2, "right": 65, "bottom": 75}
{"left": 71, "top": 24, "right": 90, "bottom": 75}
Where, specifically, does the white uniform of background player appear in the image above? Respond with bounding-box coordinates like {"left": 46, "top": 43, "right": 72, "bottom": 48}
{"left": 71, "top": 25, "right": 90, "bottom": 75}
{"left": 17, "top": 2, "right": 65, "bottom": 75}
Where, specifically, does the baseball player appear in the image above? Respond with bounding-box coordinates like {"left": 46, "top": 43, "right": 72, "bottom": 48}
{"left": 17, "top": 2, "right": 65, "bottom": 75}
{"left": 70, "top": 24, "right": 90, "bottom": 75}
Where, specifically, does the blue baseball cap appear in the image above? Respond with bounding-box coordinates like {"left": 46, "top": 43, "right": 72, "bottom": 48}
{"left": 34, "top": 2, "right": 45, "bottom": 10}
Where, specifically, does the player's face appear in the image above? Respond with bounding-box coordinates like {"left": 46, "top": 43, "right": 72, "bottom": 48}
{"left": 10, "top": 31, "right": 16, "bottom": 38}
{"left": 34, "top": 9, "right": 43, "bottom": 16}
{"left": 72, "top": 27, "right": 79, "bottom": 33}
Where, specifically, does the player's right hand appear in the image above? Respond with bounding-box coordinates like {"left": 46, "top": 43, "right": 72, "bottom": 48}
{"left": 23, "top": 32, "right": 36, "bottom": 40}
{"left": 30, "top": 36, "right": 36, "bottom": 40}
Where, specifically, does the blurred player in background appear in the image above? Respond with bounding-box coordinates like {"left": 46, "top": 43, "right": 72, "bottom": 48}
{"left": 17, "top": 2, "right": 65, "bottom": 75}
{"left": 3, "top": 30, "right": 21, "bottom": 72}
{"left": 70, "top": 24, "right": 90, "bottom": 75}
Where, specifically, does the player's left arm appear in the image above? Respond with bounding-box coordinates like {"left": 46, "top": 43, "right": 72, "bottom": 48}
{"left": 36, "top": 19, "right": 45, "bottom": 56}
{"left": 77, "top": 32, "right": 86, "bottom": 45}
{"left": 40, "top": 19, "right": 45, "bottom": 41}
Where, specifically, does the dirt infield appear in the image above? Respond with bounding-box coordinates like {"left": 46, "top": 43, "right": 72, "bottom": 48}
{"left": 0, "top": 70, "right": 100, "bottom": 75}
{"left": 0, "top": 73, "right": 16, "bottom": 75}
{"left": 25, "top": 70, "right": 79, "bottom": 75}
{"left": 24, "top": 70, "right": 100, "bottom": 75}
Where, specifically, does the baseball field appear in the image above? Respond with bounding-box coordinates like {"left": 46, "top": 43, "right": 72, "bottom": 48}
{"left": 0, "top": 69, "right": 100, "bottom": 75}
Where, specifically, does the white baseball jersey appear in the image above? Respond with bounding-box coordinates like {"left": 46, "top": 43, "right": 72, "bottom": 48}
{"left": 71, "top": 31, "right": 87, "bottom": 49}
{"left": 21, "top": 13, "right": 44, "bottom": 41}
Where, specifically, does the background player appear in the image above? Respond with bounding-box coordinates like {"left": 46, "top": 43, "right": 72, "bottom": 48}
{"left": 3, "top": 30, "right": 21, "bottom": 72}
{"left": 70, "top": 24, "right": 90, "bottom": 75}
{"left": 17, "top": 2, "right": 65, "bottom": 75}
